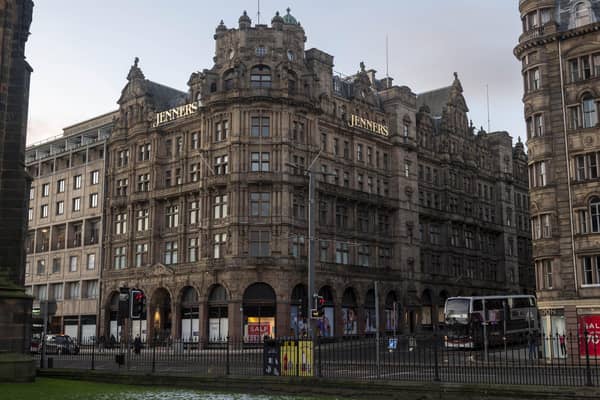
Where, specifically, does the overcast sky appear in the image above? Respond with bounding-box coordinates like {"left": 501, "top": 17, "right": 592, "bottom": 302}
{"left": 26, "top": 0, "right": 524, "bottom": 146}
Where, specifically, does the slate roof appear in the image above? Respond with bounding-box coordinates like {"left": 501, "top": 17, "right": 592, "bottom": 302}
{"left": 416, "top": 86, "right": 452, "bottom": 118}
{"left": 146, "top": 81, "right": 188, "bottom": 111}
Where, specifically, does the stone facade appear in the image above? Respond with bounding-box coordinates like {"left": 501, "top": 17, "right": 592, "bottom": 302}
{"left": 24, "top": 112, "right": 115, "bottom": 341}
{"left": 515, "top": 0, "right": 600, "bottom": 356}
{"left": 88, "top": 9, "right": 532, "bottom": 344}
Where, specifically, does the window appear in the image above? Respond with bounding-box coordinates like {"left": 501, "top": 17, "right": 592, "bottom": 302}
{"left": 214, "top": 233, "right": 227, "bottom": 259}
{"left": 319, "top": 241, "right": 329, "bottom": 262}
{"left": 251, "top": 116, "right": 270, "bottom": 137}
{"left": 90, "top": 170, "right": 99, "bottom": 185}
{"left": 190, "top": 163, "right": 200, "bottom": 182}
{"left": 357, "top": 144, "right": 363, "bottom": 161}
{"left": 529, "top": 161, "right": 547, "bottom": 187}
{"left": 583, "top": 97, "right": 597, "bottom": 128}
{"left": 137, "top": 173, "right": 150, "bottom": 192}
{"left": 321, "top": 133, "right": 327, "bottom": 151}
{"left": 250, "top": 230, "right": 270, "bottom": 257}
{"left": 343, "top": 172, "right": 349, "bottom": 187}
{"left": 188, "top": 238, "right": 199, "bottom": 263}
{"left": 73, "top": 175, "right": 82, "bottom": 190}
{"left": 83, "top": 280, "right": 98, "bottom": 299}
{"left": 293, "top": 194, "right": 306, "bottom": 220}
{"left": 191, "top": 132, "right": 199, "bottom": 150}
{"left": 175, "top": 136, "right": 183, "bottom": 156}
{"left": 591, "top": 197, "right": 600, "bottom": 233}
{"left": 344, "top": 141, "right": 350, "bottom": 159}
{"left": 86, "top": 253, "right": 95, "bottom": 270}
{"left": 36, "top": 259, "right": 45, "bottom": 275}
{"left": 28, "top": 208, "right": 33, "bottom": 221}
{"left": 72, "top": 197, "right": 81, "bottom": 212}
{"left": 215, "top": 155, "right": 229, "bottom": 175}
{"left": 250, "top": 65, "right": 272, "bottom": 88}
{"left": 465, "top": 230, "right": 474, "bottom": 249}
{"left": 116, "top": 178, "right": 128, "bottom": 196}
{"left": 56, "top": 201, "right": 64, "bottom": 215}
{"left": 135, "top": 243, "right": 148, "bottom": 267}
{"left": 335, "top": 242, "right": 349, "bottom": 265}
{"left": 367, "top": 147, "right": 372, "bottom": 165}
{"left": 189, "top": 201, "right": 199, "bottom": 225}
{"left": 250, "top": 192, "right": 270, "bottom": 217}
{"left": 118, "top": 149, "right": 129, "bottom": 167}
{"left": 291, "top": 235, "right": 305, "bottom": 257}
{"left": 165, "top": 204, "right": 179, "bottom": 228}
{"left": 358, "top": 210, "right": 369, "bottom": 233}
{"left": 89, "top": 193, "right": 98, "bottom": 208}
{"left": 175, "top": 168, "right": 182, "bottom": 185}
{"left": 214, "top": 194, "right": 228, "bottom": 219}
{"left": 429, "top": 225, "right": 440, "bottom": 245}
{"left": 165, "top": 170, "right": 172, "bottom": 187}
{"left": 539, "top": 259, "right": 553, "bottom": 289}
{"left": 50, "top": 283, "right": 63, "bottom": 301}
{"left": 57, "top": 179, "right": 65, "bottom": 193}
{"left": 215, "top": 120, "right": 229, "bottom": 142}
{"left": 136, "top": 209, "right": 149, "bottom": 231}
{"left": 41, "top": 183, "right": 49, "bottom": 197}
{"left": 379, "top": 246, "right": 391, "bottom": 268}
{"left": 527, "top": 114, "right": 544, "bottom": 138}
{"left": 138, "top": 143, "right": 151, "bottom": 161}
{"left": 569, "top": 106, "right": 582, "bottom": 130}
{"left": 115, "top": 212, "right": 127, "bottom": 235}
{"left": 582, "top": 255, "right": 600, "bottom": 286}
{"left": 251, "top": 152, "right": 270, "bottom": 172}
{"left": 335, "top": 205, "right": 348, "bottom": 229}
{"left": 333, "top": 138, "right": 339, "bottom": 156}
{"left": 164, "top": 241, "right": 178, "bottom": 265}
{"left": 29, "top": 187, "right": 34, "bottom": 200}
{"left": 255, "top": 46, "right": 267, "bottom": 57}
{"left": 358, "top": 245, "right": 370, "bottom": 267}
{"left": 525, "top": 68, "right": 540, "bottom": 92}
{"left": 69, "top": 255, "right": 78, "bottom": 272}
{"left": 357, "top": 174, "right": 364, "bottom": 191}
{"left": 66, "top": 282, "right": 80, "bottom": 300}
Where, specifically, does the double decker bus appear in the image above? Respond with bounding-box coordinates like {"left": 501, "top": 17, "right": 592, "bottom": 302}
{"left": 444, "top": 295, "right": 538, "bottom": 348}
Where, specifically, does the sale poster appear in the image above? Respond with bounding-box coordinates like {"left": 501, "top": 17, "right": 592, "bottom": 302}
{"left": 579, "top": 315, "right": 600, "bottom": 356}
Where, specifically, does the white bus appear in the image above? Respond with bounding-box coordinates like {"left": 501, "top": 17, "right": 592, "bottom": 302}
{"left": 444, "top": 295, "right": 538, "bottom": 348}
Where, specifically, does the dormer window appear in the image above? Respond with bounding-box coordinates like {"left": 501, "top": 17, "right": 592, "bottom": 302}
{"left": 575, "top": 2, "right": 592, "bottom": 28}
{"left": 250, "top": 65, "right": 272, "bottom": 88}
{"left": 223, "top": 70, "right": 235, "bottom": 91}
{"left": 255, "top": 46, "right": 267, "bottom": 57}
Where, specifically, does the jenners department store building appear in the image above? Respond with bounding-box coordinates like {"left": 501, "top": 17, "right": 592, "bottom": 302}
{"left": 25, "top": 10, "right": 531, "bottom": 342}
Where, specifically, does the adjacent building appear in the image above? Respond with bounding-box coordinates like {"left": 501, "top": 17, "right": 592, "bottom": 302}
{"left": 24, "top": 112, "right": 115, "bottom": 341}
{"left": 515, "top": 0, "right": 600, "bottom": 353}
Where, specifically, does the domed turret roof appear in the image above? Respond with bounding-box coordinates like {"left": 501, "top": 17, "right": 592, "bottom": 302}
{"left": 239, "top": 10, "right": 251, "bottom": 24}
{"left": 283, "top": 7, "right": 298, "bottom": 25}
{"left": 272, "top": 11, "right": 284, "bottom": 24}
{"left": 216, "top": 20, "right": 227, "bottom": 32}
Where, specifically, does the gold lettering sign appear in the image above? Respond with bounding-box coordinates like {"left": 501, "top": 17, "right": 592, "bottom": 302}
{"left": 152, "top": 101, "right": 200, "bottom": 128}
{"left": 348, "top": 114, "right": 389, "bottom": 137}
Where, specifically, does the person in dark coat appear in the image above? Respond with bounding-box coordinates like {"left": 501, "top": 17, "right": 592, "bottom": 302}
{"left": 133, "top": 335, "right": 142, "bottom": 355}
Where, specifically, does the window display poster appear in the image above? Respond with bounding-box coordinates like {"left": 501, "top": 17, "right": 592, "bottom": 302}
{"left": 342, "top": 307, "right": 357, "bottom": 335}
{"left": 579, "top": 314, "right": 600, "bottom": 356}
{"left": 317, "top": 307, "right": 334, "bottom": 337}
{"left": 246, "top": 317, "right": 275, "bottom": 342}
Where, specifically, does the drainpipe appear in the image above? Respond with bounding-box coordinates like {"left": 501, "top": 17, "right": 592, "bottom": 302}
{"left": 558, "top": 39, "right": 579, "bottom": 294}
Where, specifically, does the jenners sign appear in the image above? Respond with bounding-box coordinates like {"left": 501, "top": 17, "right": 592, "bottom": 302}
{"left": 152, "top": 101, "right": 200, "bottom": 128}
{"left": 348, "top": 114, "right": 389, "bottom": 137}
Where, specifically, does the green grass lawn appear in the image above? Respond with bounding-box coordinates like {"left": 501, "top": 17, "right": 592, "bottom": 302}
{"left": 0, "top": 378, "right": 336, "bottom": 400}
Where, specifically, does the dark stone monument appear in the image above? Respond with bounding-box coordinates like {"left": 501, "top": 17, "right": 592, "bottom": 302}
{"left": 0, "top": 0, "right": 35, "bottom": 382}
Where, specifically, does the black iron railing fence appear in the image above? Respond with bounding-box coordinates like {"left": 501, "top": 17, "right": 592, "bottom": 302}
{"left": 33, "top": 331, "right": 600, "bottom": 387}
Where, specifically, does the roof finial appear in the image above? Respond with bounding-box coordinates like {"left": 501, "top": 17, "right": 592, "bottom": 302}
{"left": 287, "top": 7, "right": 291, "bottom": 14}
{"left": 360, "top": 61, "right": 366, "bottom": 72}
{"left": 134, "top": 57, "right": 139, "bottom": 67}
{"left": 453, "top": 71, "right": 458, "bottom": 80}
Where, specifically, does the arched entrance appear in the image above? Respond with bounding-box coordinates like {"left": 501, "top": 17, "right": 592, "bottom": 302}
{"left": 364, "top": 289, "right": 376, "bottom": 334}
{"left": 290, "top": 284, "right": 308, "bottom": 337}
{"left": 208, "top": 284, "right": 228, "bottom": 342}
{"left": 150, "top": 288, "right": 172, "bottom": 342}
{"left": 180, "top": 286, "right": 199, "bottom": 342}
{"left": 385, "top": 291, "right": 400, "bottom": 334}
{"left": 342, "top": 288, "right": 358, "bottom": 336}
{"left": 421, "top": 289, "right": 433, "bottom": 330}
{"left": 106, "top": 291, "right": 121, "bottom": 342}
{"left": 242, "top": 282, "right": 276, "bottom": 343}
{"left": 318, "top": 286, "right": 335, "bottom": 337}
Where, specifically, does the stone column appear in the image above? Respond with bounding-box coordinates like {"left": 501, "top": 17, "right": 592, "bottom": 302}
{"left": 276, "top": 300, "right": 290, "bottom": 338}
{"left": 228, "top": 300, "right": 243, "bottom": 344}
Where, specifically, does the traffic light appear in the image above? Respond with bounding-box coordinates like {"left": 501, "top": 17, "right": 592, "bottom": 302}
{"left": 311, "top": 295, "right": 325, "bottom": 318}
{"left": 130, "top": 289, "right": 145, "bottom": 319}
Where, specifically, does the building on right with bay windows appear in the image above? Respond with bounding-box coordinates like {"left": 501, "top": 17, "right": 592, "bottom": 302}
{"left": 516, "top": 0, "right": 600, "bottom": 356}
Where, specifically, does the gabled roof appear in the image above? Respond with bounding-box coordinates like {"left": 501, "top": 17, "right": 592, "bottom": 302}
{"left": 416, "top": 86, "right": 452, "bottom": 118}
{"left": 146, "top": 81, "right": 187, "bottom": 111}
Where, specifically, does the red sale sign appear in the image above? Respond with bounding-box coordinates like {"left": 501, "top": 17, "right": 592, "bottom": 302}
{"left": 247, "top": 323, "right": 271, "bottom": 341}
{"left": 579, "top": 315, "right": 600, "bottom": 356}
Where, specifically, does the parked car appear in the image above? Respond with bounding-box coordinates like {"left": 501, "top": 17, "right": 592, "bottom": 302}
{"left": 43, "top": 334, "right": 79, "bottom": 355}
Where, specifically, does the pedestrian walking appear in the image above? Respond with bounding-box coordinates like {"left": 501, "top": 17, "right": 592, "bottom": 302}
{"left": 528, "top": 332, "right": 537, "bottom": 360}
{"left": 133, "top": 335, "right": 142, "bottom": 355}
{"left": 559, "top": 334, "right": 567, "bottom": 356}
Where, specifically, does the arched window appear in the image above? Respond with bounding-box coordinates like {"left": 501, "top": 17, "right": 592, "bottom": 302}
{"left": 250, "top": 65, "right": 271, "bottom": 88}
{"left": 575, "top": 2, "right": 592, "bottom": 28}
{"left": 582, "top": 95, "right": 597, "bottom": 128}
{"left": 223, "top": 70, "right": 235, "bottom": 91}
{"left": 591, "top": 196, "right": 600, "bottom": 233}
